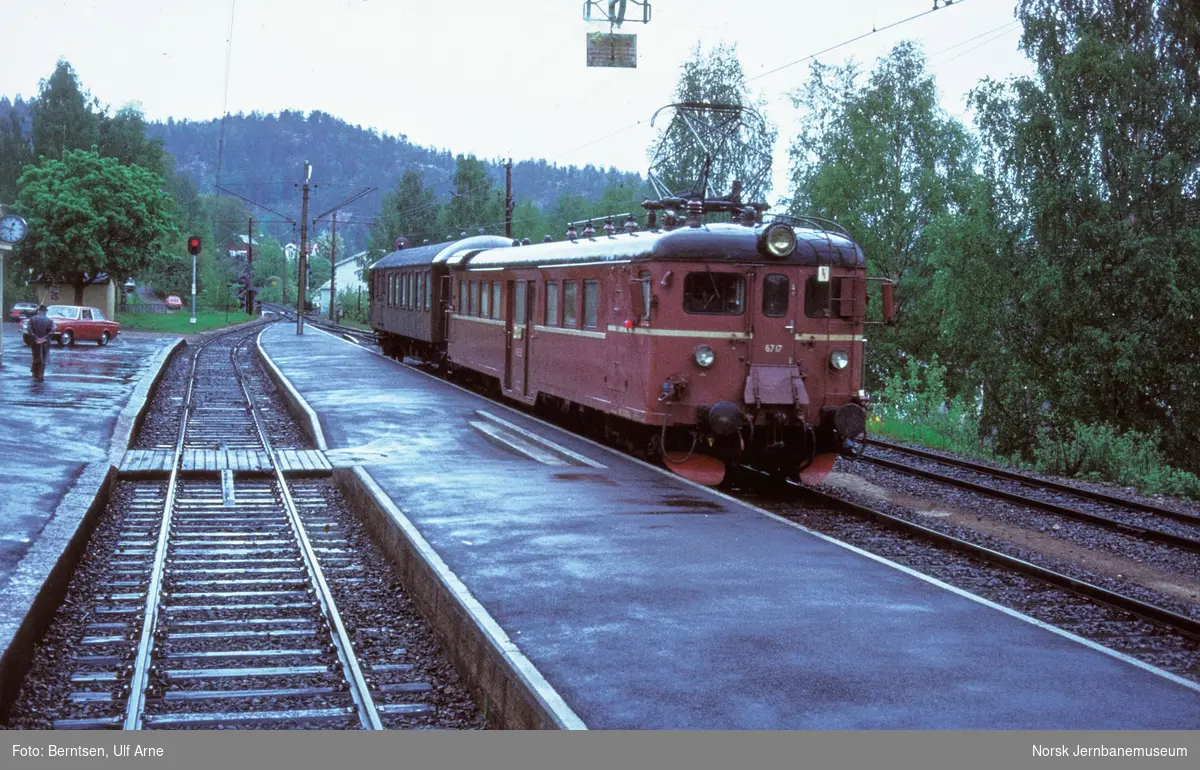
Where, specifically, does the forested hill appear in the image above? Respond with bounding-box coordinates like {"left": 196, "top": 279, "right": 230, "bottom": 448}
{"left": 146, "top": 110, "right": 642, "bottom": 227}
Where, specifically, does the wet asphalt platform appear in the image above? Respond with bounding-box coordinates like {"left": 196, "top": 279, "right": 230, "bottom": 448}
{"left": 0, "top": 330, "right": 178, "bottom": 593}
{"left": 260, "top": 323, "right": 1199, "bottom": 728}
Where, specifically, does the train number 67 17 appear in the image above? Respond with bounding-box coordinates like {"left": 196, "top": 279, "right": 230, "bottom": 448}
{"left": 764, "top": 344, "right": 783, "bottom": 353}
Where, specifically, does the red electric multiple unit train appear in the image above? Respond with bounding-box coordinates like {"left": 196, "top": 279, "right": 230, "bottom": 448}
{"left": 368, "top": 212, "right": 893, "bottom": 485}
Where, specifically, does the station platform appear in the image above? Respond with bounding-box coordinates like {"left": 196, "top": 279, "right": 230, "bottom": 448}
{"left": 259, "top": 322, "right": 1200, "bottom": 729}
{"left": 0, "top": 330, "right": 178, "bottom": 594}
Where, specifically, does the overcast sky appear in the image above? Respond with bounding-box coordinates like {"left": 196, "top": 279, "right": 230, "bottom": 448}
{"left": 2, "top": 0, "right": 1033, "bottom": 202}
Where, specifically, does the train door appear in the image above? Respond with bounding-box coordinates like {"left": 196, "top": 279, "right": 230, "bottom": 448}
{"left": 504, "top": 279, "right": 532, "bottom": 396}
{"left": 752, "top": 271, "right": 795, "bottom": 367}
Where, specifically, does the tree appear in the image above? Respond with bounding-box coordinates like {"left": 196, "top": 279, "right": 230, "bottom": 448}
{"left": 100, "top": 104, "right": 166, "bottom": 176}
{"left": 0, "top": 100, "right": 33, "bottom": 203}
{"left": 649, "top": 42, "right": 776, "bottom": 202}
{"left": 368, "top": 171, "right": 442, "bottom": 259}
{"left": 308, "top": 230, "right": 345, "bottom": 298}
{"left": 788, "top": 42, "right": 989, "bottom": 391}
{"left": 441, "top": 155, "right": 503, "bottom": 236}
{"left": 15, "top": 149, "right": 175, "bottom": 303}
{"left": 29, "top": 59, "right": 101, "bottom": 161}
{"left": 252, "top": 236, "right": 289, "bottom": 303}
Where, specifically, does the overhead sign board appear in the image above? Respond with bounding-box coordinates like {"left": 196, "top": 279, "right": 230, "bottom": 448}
{"left": 587, "top": 33, "right": 637, "bottom": 68}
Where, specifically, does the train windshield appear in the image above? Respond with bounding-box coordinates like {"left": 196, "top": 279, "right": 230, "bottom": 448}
{"left": 683, "top": 272, "right": 745, "bottom": 315}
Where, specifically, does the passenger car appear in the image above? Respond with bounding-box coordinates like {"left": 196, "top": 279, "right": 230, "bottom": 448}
{"left": 8, "top": 302, "right": 37, "bottom": 322}
{"left": 22, "top": 305, "right": 120, "bottom": 346}
{"left": 165, "top": 295, "right": 183, "bottom": 310}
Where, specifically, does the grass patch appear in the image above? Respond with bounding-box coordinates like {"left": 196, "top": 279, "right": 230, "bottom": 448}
{"left": 116, "top": 309, "right": 255, "bottom": 333}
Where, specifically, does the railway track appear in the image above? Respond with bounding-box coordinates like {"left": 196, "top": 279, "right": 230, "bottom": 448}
{"left": 50, "top": 322, "right": 415, "bottom": 729}
{"left": 856, "top": 438, "right": 1200, "bottom": 555}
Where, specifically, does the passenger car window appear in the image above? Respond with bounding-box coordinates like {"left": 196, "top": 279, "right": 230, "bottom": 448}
{"left": 514, "top": 281, "right": 526, "bottom": 324}
{"left": 563, "top": 281, "right": 578, "bottom": 327}
{"left": 491, "top": 282, "right": 502, "bottom": 320}
{"left": 459, "top": 280, "right": 467, "bottom": 313}
{"left": 93, "top": 309, "right": 107, "bottom": 321}
{"left": 683, "top": 273, "right": 745, "bottom": 315}
{"left": 583, "top": 280, "right": 599, "bottom": 328}
{"left": 545, "top": 282, "right": 559, "bottom": 326}
{"left": 470, "top": 281, "right": 480, "bottom": 316}
{"left": 48, "top": 307, "right": 78, "bottom": 319}
{"left": 81, "top": 309, "right": 93, "bottom": 320}
{"left": 424, "top": 271, "right": 432, "bottom": 311}
{"left": 763, "top": 274, "right": 789, "bottom": 318}
{"left": 480, "top": 280, "right": 490, "bottom": 317}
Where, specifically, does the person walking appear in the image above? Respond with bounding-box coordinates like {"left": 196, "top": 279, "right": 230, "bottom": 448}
{"left": 27, "top": 305, "right": 54, "bottom": 382}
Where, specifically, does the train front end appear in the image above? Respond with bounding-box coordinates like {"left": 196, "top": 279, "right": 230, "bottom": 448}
{"left": 647, "top": 221, "right": 893, "bottom": 486}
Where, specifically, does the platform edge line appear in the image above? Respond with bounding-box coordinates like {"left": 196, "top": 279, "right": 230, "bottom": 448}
{"left": 476, "top": 410, "right": 607, "bottom": 468}
{"left": 256, "top": 326, "right": 328, "bottom": 451}
{"left": 341, "top": 466, "right": 588, "bottom": 730}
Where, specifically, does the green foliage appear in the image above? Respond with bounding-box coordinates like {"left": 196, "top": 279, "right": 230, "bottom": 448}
{"left": 307, "top": 230, "right": 345, "bottom": 297}
{"left": 970, "top": 0, "right": 1200, "bottom": 472}
{"left": 252, "top": 236, "right": 289, "bottom": 303}
{"left": 871, "top": 356, "right": 983, "bottom": 456}
{"left": 29, "top": 59, "right": 101, "bottom": 161}
{"left": 789, "top": 42, "right": 991, "bottom": 394}
{"left": 1033, "top": 423, "right": 1200, "bottom": 498}
{"left": 15, "top": 149, "right": 175, "bottom": 303}
{"left": 368, "top": 171, "right": 443, "bottom": 259}
{"left": 441, "top": 155, "right": 504, "bottom": 236}
{"left": 651, "top": 42, "right": 776, "bottom": 201}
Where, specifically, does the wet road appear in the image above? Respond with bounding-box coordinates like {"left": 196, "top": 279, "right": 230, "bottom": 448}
{"left": 0, "top": 330, "right": 177, "bottom": 592}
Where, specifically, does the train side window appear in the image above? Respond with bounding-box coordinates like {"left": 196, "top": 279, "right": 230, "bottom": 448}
{"left": 683, "top": 272, "right": 745, "bottom": 315}
{"left": 481, "top": 280, "right": 490, "bottom": 317}
{"left": 406, "top": 273, "right": 412, "bottom": 308}
{"left": 459, "top": 280, "right": 467, "bottom": 315}
{"left": 389, "top": 274, "right": 395, "bottom": 307}
{"left": 804, "top": 275, "right": 831, "bottom": 318}
{"left": 470, "top": 281, "right": 480, "bottom": 316}
{"left": 639, "top": 271, "right": 651, "bottom": 322}
{"left": 425, "top": 271, "right": 432, "bottom": 311}
{"left": 763, "top": 274, "right": 789, "bottom": 317}
{"left": 514, "top": 280, "right": 527, "bottom": 323}
{"left": 408, "top": 274, "right": 415, "bottom": 309}
{"left": 582, "top": 280, "right": 599, "bottom": 328}
{"left": 491, "top": 282, "right": 502, "bottom": 320}
{"left": 546, "top": 282, "right": 559, "bottom": 326}
{"left": 564, "top": 280, "right": 578, "bottom": 327}
{"left": 417, "top": 273, "right": 424, "bottom": 311}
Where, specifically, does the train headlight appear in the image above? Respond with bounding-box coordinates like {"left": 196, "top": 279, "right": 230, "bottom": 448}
{"left": 693, "top": 344, "right": 716, "bottom": 368}
{"left": 830, "top": 349, "right": 850, "bottom": 370}
{"left": 761, "top": 223, "right": 797, "bottom": 258}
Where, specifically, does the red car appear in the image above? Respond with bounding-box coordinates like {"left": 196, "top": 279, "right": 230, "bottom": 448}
{"left": 28, "top": 305, "right": 121, "bottom": 346}
{"left": 165, "top": 295, "right": 183, "bottom": 310}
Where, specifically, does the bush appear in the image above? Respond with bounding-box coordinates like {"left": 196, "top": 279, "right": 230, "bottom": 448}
{"left": 870, "top": 356, "right": 984, "bottom": 455}
{"left": 1033, "top": 422, "right": 1200, "bottom": 498}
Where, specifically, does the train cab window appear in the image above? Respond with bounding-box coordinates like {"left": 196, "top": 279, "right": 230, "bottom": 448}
{"left": 683, "top": 272, "right": 745, "bottom": 315}
{"left": 563, "top": 280, "right": 579, "bottom": 327}
{"left": 763, "top": 274, "right": 789, "bottom": 317}
{"left": 491, "top": 282, "right": 502, "bottom": 320}
{"left": 582, "top": 280, "right": 599, "bottom": 328}
{"left": 424, "top": 272, "right": 432, "bottom": 311}
{"left": 514, "top": 280, "right": 527, "bottom": 324}
{"left": 804, "top": 275, "right": 831, "bottom": 318}
{"left": 459, "top": 280, "right": 468, "bottom": 314}
{"left": 545, "top": 282, "right": 559, "bottom": 326}
{"left": 470, "top": 281, "right": 480, "bottom": 316}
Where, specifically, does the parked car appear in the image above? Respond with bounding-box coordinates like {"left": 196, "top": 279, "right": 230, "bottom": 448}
{"left": 22, "top": 305, "right": 120, "bottom": 346}
{"left": 8, "top": 302, "right": 37, "bottom": 322}
{"left": 165, "top": 295, "right": 183, "bottom": 310}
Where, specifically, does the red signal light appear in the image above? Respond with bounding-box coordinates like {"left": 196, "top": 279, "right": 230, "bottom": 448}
{"left": 187, "top": 236, "right": 202, "bottom": 256}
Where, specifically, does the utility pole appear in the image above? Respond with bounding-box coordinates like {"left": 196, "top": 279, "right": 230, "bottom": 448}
{"left": 246, "top": 216, "right": 255, "bottom": 315}
{"left": 297, "top": 161, "right": 311, "bottom": 335}
{"left": 505, "top": 158, "right": 513, "bottom": 238}
{"left": 329, "top": 211, "right": 337, "bottom": 321}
